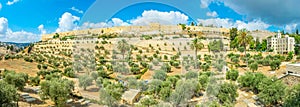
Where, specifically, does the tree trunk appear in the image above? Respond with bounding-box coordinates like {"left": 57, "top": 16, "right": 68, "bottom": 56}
{"left": 244, "top": 44, "right": 248, "bottom": 68}
{"left": 195, "top": 48, "right": 198, "bottom": 69}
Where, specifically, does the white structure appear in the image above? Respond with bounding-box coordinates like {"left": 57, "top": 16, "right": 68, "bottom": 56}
{"left": 267, "top": 31, "right": 295, "bottom": 54}
{"left": 286, "top": 63, "right": 300, "bottom": 75}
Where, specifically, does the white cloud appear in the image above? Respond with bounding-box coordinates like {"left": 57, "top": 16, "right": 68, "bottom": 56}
{"left": 38, "top": 24, "right": 46, "bottom": 34}
{"left": 6, "top": 0, "right": 19, "bottom": 6}
{"left": 0, "top": 17, "right": 9, "bottom": 35}
{"left": 284, "top": 24, "right": 297, "bottom": 33}
{"left": 130, "top": 10, "right": 189, "bottom": 25}
{"left": 198, "top": 18, "right": 233, "bottom": 28}
{"left": 0, "top": 17, "right": 40, "bottom": 43}
{"left": 234, "top": 20, "right": 270, "bottom": 31}
{"left": 206, "top": 11, "right": 218, "bottom": 17}
{"left": 81, "top": 22, "right": 109, "bottom": 29}
{"left": 197, "top": 18, "right": 270, "bottom": 31}
{"left": 70, "top": 7, "right": 83, "bottom": 14}
{"left": 80, "top": 18, "right": 129, "bottom": 29}
{"left": 200, "top": 0, "right": 215, "bottom": 8}
{"left": 80, "top": 10, "right": 187, "bottom": 29}
{"left": 111, "top": 18, "right": 130, "bottom": 26}
{"left": 56, "top": 12, "right": 80, "bottom": 32}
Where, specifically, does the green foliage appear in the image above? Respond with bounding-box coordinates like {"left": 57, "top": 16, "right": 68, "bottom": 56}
{"left": 52, "top": 33, "right": 60, "bottom": 38}
{"left": 249, "top": 62, "right": 258, "bottom": 72}
{"left": 284, "top": 83, "right": 300, "bottom": 107}
{"left": 198, "top": 74, "right": 209, "bottom": 89}
{"left": 4, "top": 71, "right": 28, "bottom": 90}
{"left": 140, "top": 95, "right": 158, "bottom": 106}
{"left": 286, "top": 52, "right": 294, "bottom": 61}
{"left": 78, "top": 74, "right": 93, "bottom": 90}
{"left": 257, "top": 78, "right": 286, "bottom": 106}
{"left": 185, "top": 71, "right": 198, "bottom": 79}
{"left": 190, "top": 38, "right": 204, "bottom": 69}
{"left": 130, "top": 67, "right": 141, "bottom": 74}
{"left": 60, "top": 35, "right": 75, "bottom": 40}
{"left": 159, "top": 86, "right": 172, "bottom": 101}
{"left": 0, "top": 81, "right": 18, "bottom": 106}
{"left": 270, "top": 59, "right": 281, "bottom": 70}
{"left": 166, "top": 76, "right": 180, "bottom": 89}
{"left": 161, "top": 63, "right": 171, "bottom": 72}
{"left": 24, "top": 56, "right": 33, "bottom": 62}
{"left": 39, "top": 78, "right": 74, "bottom": 106}
{"left": 170, "top": 79, "right": 199, "bottom": 106}
{"left": 201, "top": 63, "right": 210, "bottom": 71}
{"left": 238, "top": 72, "right": 266, "bottom": 93}
{"left": 37, "top": 64, "right": 42, "bottom": 69}
{"left": 208, "top": 40, "right": 224, "bottom": 52}
{"left": 226, "top": 69, "right": 239, "bottom": 81}
{"left": 30, "top": 76, "right": 41, "bottom": 86}
{"left": 142, "top": 35, "right": 153, "bottom": 40}
{"left": 217, "top": 82, "right": 238, "bottom": 104}
{"left": 213, "top": 58, "right": 226, "bottom": 72}
{"left": 63, "top": 67, "right": 75, "bottom": 78}
{"left": 148, "top": 79, "right": 163, "bottom": 97}
{"left": 237, "top": 47, "right": 245, "bottom": 52}
{"left": 117, "top": 39, "right": 130, "bottom": 61}
{"left": 180, "top": 24, "right": 186, "bottom": 30}
{"left": 152, "top": 70, "right": 167, "bottom": 81}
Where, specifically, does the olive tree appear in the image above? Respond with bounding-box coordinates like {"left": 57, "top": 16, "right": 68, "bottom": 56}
{"left": 0, "top": 81, "right": 18, "bottom": 106}
{"left": 78, "top": 74, "right": 93, "bottom": 90}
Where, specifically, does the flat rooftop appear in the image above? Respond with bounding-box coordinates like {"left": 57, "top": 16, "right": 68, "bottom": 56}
{"left": 287, "top": 63, "right": 300, "bottom": 66}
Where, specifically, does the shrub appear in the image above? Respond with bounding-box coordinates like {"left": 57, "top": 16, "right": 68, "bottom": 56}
{"left": 226, "top": 69, "right": 239, "bottom": 81}
{"left": 161, "top": 63, "right": 171, "bottom": 72}
{"left": 131, "top": 67, "right": 141, "bottom": 74}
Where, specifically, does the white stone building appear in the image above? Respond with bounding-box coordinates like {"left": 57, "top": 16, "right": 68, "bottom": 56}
{"left": 267, "top": 31, "right": 295, "bottom": 54}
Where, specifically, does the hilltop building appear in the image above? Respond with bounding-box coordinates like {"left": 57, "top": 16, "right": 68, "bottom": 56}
{"left": 267, "top": 31, "right": 295, "bottom": 54}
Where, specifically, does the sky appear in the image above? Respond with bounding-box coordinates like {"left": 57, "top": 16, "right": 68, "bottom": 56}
{"left": 0, "top": 0, "right": 300, "bottom": 43}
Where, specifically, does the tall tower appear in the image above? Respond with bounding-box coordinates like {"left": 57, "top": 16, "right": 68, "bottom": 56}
{"left": 277, "top": 30, "right": 281, "bottom": 38}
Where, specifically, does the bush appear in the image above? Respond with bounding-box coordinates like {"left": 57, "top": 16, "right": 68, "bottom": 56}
{"left": 37, "top": 64, "right": 42, "bottom": 69}
{"left": 226, "top": 69, "right": 239, "bottom": 81}
{"left": 161, "top": 63, "right": 171, "bottom": 72}
{"left": 141, "top": 68, "right": 148, "bottom": 74}
{"left": 140, "top": 62, "right": 149, "bottom": 68}
{"left": 24, "top": 57, "right": 33, "bottom": 62}
{"left": 42, "top": 64, "right": 48, "bottom": 69}
{"left": 29, "top": 76, "right": 40, "bottom": 86}
{"left": 131, "top": 67, "right": 141, "bottom": 74}
{"left": 63, "top": 67, "right": 75, "bottom": 78}
{"left": 238, "top": 47, "right": 245, "bottom": 53}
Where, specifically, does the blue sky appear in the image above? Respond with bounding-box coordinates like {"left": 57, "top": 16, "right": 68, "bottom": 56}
{"left": 0, "top": 0, "right": 300, "bottom": 43}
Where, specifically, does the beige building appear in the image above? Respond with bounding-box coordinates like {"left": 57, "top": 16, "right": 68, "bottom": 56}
{"left": 121, "top": 89, "right": 141, "bottom": 105}
{"left": 267, "top": 31, "right": 295, "bottom": 54}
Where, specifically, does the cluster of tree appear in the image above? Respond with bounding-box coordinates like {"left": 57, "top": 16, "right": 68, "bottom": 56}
{"left": 39, "top": 78, "right": 74, "bottom": 106}
{"left": 226, "top": 69, "right": 239, "bottom": 81}
{"left": 3, "top": 54, "right": 23, "bottom": 60}
{"left": 208, "top": 40, "right": 224, "bottom": 52}
{"left": 238, "top": 72, "right": 286, "bottom": 106}
{"left": 228, "top": 52, "right": 283, "bottom": 71}
{"left": 0, "top": 80, "right": 19, "bottom": 106}
{"left": 99, "top": 81, "right": 124, "bottom": 106}
{"left": 229, "top": 28, "right": 267, "bottom": 52}
{"left": 2, "top": 70, "right": 28, "bottom": 90}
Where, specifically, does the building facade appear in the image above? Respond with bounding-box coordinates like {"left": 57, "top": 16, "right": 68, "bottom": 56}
{"left": 267, "top": 31, "right": 295, "bottom": 54}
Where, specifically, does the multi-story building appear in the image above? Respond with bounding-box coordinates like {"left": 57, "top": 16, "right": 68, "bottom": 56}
{"left": 267, "top": 31, "right": 295, "bottom": 54}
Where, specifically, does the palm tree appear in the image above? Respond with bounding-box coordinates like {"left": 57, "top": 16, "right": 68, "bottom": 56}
{"left": 237, "top": 29, "right": 253, "bottom": 67}
{"left": 117, "top": 39, "right": 130, "bottom": 65}
{"left": 190, "top": 38, "right": 204, "bottom": 69}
